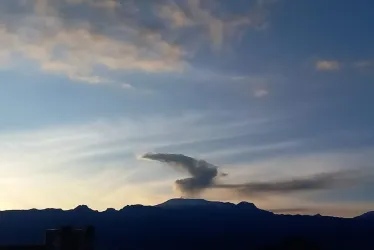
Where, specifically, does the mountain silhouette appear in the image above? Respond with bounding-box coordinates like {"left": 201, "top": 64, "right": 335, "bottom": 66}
{"left": 355, "top": 211, "right": 374, "bottom": 220}
{"left": 0, "top": 199, "right": 373, "bottom": 250}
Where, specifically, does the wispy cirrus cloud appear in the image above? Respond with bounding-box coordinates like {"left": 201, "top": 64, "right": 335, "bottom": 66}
{"left": 353, "top": 60, "right": 374, "bottom": 71}
{"left": 1, "top": 110, "right": 374, "bottom": 214}
{"left": 0, "top": 112, "right": 278, "bottom": 209}
{"left": 314, "top": 58, "right": 374, "bottom": 73}
{"left": 254, "top": 89, "right": 269, "bottom": 98}
{"left": 156, "top": 0, "right": 276, "bottom": 50}
{"left": 156, "top": 1, "right": 194, "bottom": 29}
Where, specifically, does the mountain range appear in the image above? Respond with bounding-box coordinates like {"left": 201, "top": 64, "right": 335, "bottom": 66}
{"left": 0, "top": 199, "right": 373, "bottom": 249}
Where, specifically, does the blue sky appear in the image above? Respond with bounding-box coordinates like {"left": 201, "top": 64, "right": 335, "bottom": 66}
{"left": 0, "top": 0, "right": 373, "bottom": 217}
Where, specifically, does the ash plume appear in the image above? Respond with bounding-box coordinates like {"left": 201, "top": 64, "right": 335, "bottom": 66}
{"left": 142, "top": 153, "right": 223, "bottom": 195}
{"left": 141, "top": 153, "right": 364, "bottom": 198}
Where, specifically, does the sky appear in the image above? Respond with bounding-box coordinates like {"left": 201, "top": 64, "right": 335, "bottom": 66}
{"left": 0, "top": 0, "right": 374, "bottom": 217}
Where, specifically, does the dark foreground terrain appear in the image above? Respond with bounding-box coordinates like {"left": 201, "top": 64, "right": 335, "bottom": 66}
{"left": 0, "top": 199, "right": 373, "bottom": 250}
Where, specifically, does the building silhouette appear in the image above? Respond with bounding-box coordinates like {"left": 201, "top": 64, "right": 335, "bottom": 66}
{"left": 46, "top": 226, "right": 95, "bottom": 250}
{"left": 0, "top": 226, "right": 94, "bottom": 250}
{"left": 0, "top": 246, "right": 45, "bottom": 250}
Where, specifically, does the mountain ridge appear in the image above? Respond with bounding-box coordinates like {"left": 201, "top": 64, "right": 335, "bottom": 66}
{"left": 0, "top": 199, "right": 373, "bottom": 249}
{"left": 355, "top": 211, "right": 374, "bottom": 219}
{"left": 1, "top": 198, "right": 372, "bottom": 218}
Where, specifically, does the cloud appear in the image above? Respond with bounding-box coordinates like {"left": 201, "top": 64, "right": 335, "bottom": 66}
{"left": 121, "top": 83, "right": 133, "bottom": 89}
{"left": 231, "top": 76, "right": 248, "bottom": 81}
{"left": 0, "top": 0, "right": 278, "bottom": 83}
{"left": 0, "top": 0, "right": 186, "bottom": 84}
{"left": 0, "top": 17, "right": 184, "bottom": 84}
{"left": 156, "top": 2, "right": 194, "bottom": 29}
{"left": 315, "top": 60, "right": 341, "bottom": 71}
{"left": 183, "top": 0, "right": 274, "bottom": 50}
{"left": 254, "top": 89, "right": 269, "bottom": 98}
{"left": 65, "top": 0, "right": 120, "bottom": 9}
{"left": 314, "top": 58, "right": 374, "bottom": 73}
{"left": 353, "top": 60, "right": 374, "bottom": 70}
{"left": 155, "top": 0, "right": 276, "bottom": 51}
{"left": 141, "top": 153, "right": 364, "bottom": 198}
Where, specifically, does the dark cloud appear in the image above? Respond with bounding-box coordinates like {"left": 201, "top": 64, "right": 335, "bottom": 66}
{"left": 217, "top": 171, "right": 357, "bottom": 196}
{"left": 142, "top": 153, "right": 364, "bottom": 198}
{"left": 142, "top": 153, "right": 224, "bottom": 195}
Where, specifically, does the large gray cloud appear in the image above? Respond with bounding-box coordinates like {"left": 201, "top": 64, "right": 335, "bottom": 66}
{"left": 142, "top": 153, "right": 364, "bottom": 198}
